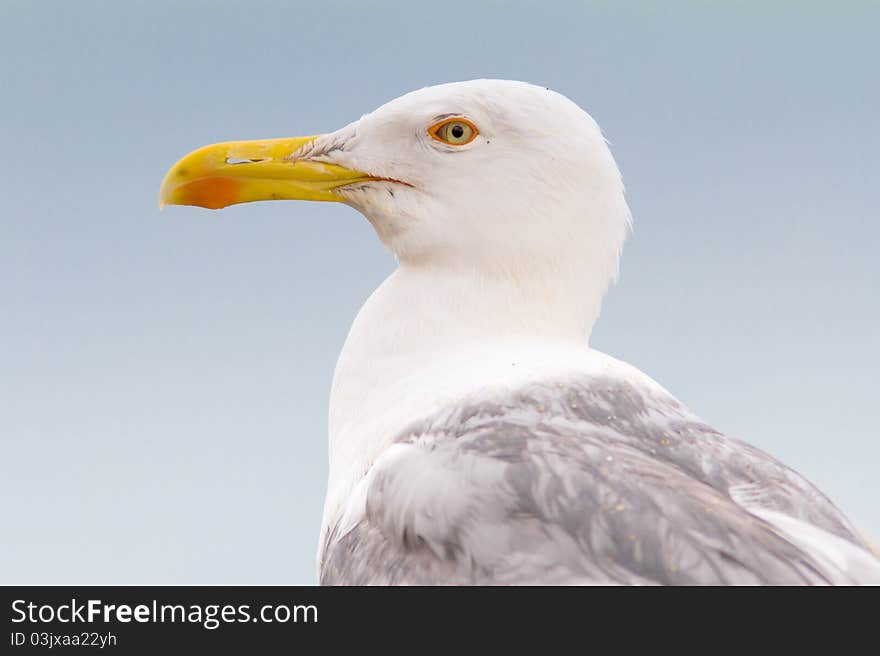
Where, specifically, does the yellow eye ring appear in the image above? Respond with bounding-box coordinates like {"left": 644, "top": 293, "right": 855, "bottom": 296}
{"left": 428, "top": 117, "right": 479, "bottom": 146}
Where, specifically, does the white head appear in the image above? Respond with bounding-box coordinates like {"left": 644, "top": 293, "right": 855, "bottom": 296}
{"left": 161, "top": 79, "right": 631, "bottom": 340}
{"left": 304, "top": 80, "right": 629, "bottom": 312}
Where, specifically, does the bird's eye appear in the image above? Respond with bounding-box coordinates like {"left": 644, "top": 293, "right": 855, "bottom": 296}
{"left": 428, "top": 118, "right": 478, "bottom": 146}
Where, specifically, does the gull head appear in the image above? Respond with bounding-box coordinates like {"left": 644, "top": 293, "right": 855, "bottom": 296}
{"left": 160, "top": 79, "right": 630, "bottom": 297}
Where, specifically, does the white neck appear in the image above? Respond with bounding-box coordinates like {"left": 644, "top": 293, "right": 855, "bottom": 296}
{"left": 322, "top": 258, "right": 610, "bottom": 532}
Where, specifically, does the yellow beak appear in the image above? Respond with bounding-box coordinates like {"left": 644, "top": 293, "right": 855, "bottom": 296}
{"left": 158, "top": 136, "right": 373, "bottom": 210}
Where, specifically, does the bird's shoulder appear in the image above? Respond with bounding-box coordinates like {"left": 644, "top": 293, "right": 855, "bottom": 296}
{"left": 320, "top": 373, "right": 876, "bottom": 584}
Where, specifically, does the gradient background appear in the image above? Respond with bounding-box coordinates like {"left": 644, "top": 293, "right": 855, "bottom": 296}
{"left": 2, "top": 1, "right": 877, "bottom": 584}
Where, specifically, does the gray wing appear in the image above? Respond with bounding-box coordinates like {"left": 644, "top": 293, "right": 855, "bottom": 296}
{"left": 320, "top": 377, "right": 879, "bottom": 585}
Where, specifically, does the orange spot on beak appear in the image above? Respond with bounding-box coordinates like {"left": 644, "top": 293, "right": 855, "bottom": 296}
{"left": 175, "top": 177, "right": 243, "bottom": 210}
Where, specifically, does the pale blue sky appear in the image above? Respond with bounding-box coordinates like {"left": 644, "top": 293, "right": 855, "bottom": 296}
{"left": 1, "top": 1, "right": 878, "bottom": 583}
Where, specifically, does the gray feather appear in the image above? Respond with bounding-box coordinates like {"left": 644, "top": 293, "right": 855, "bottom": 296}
{"left": 320, "top": 376, "right": 877, "bottom": 585}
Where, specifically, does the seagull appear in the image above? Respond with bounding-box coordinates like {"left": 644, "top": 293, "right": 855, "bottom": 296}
{"left": 160, "top": 79, "right": 879, "bottom": 584}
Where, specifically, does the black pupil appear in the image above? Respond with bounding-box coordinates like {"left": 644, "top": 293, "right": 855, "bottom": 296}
{"left": 450, "top": 124, "right": 464, "bottom": 139}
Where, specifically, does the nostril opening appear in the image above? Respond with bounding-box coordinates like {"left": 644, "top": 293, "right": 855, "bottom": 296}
{"left": 226, "top": 157, "right": 265, "bottom": 165}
